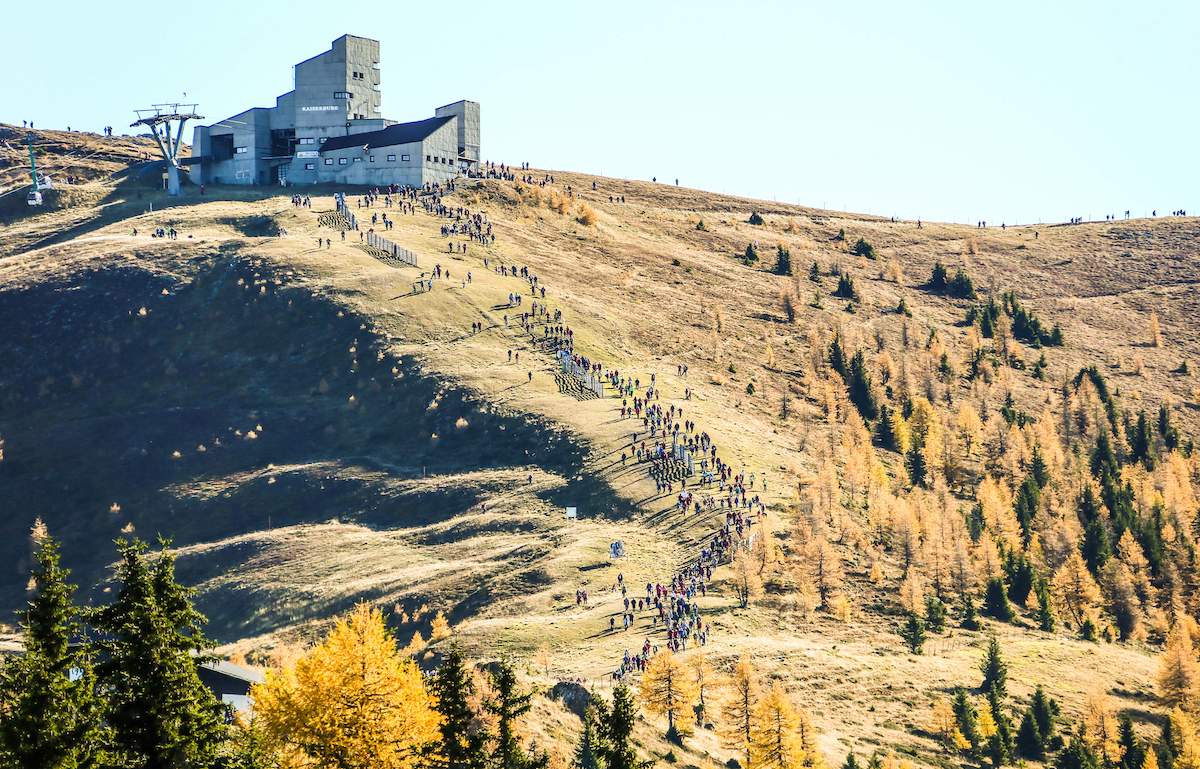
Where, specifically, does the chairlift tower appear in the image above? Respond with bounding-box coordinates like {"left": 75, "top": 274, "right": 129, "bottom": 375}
{"left": 131, "top": 103, "right": 202, "bottom": 196}
{"left": 25, "top": 133, "right": 42, "bottom": 206}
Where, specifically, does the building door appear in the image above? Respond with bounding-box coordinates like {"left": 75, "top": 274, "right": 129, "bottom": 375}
{"left": 276, "top": 164, "right": 288, "bottom": 186}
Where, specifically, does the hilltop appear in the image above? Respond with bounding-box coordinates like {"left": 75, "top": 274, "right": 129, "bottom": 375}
{"left": 1, "top": 124, "right": 1198, "bottom": 767}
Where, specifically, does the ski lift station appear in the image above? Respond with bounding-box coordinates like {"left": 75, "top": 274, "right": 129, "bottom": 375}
{"left": 186, "top": 35, "right": 479, "bottom": 188}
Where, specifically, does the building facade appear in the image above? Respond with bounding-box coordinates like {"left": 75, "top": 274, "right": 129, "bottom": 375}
{"left": 187, "top": 35, "right": 479, "bottom": 187}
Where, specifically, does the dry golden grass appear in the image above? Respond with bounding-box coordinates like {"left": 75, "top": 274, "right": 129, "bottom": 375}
{"left": 1, "top": 130, "right": 1198, "bottom": 766}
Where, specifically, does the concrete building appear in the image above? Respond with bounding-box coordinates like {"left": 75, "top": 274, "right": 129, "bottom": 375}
{"left": 187, "top": 35, "right": 479, "bottom": 187}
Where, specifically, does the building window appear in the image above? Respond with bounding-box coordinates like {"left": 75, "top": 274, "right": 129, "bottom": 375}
{"left": 387, "top": 154, "right": 396, "bottom": 162}
{"left": 319, "top": 137, "right": 327, "bottom": 144}
{"left": 369, "top": 155, "right": 375, "bottom": 163}
{"left": 298, "top": 138, "right": 315, "bottom": 145}
{"left": 334, "top": 91, "right": 350, "bottom": 100}
{"left": 400, "top": 154, "right": 409, "bottom": 161}
{"left": 304, "top": 163, "right": 315, "bottom": 170}
{"left": 426, "top": 154, "right": 431, "bottom": 162}
{"left": 324, "top": 158, "right": 333, "bottom": 165}
{"left": 338, "top": 157, "right": 348, "bottom": 165}
{"left": 235, "top": 146, "right": 248, "bottom": 154}
{"left": 353, "top": 157, "right": 362, "bottom": 163}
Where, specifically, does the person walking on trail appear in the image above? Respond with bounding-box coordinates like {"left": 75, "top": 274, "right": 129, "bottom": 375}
{"left": 528, "top": 371, "right": 533, "bottom": 383}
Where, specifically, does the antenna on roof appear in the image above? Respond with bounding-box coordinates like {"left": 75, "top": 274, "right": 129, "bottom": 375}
{"left": 131, "top": 103, "right": 203, "bottom": 196}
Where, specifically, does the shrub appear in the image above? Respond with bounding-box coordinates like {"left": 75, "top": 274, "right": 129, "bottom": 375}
{"left": 575, "top": 202, "right": 597, "bottom": 226}
{"left": 742, "top": 243, "right": 759, "bottom": 265}
{"left": 834, "top": 273, "right": 858, "bottom": 300}
{"left": 775, "top": 245, "right": 792, "bottom": 275}
{"left": 1003, "top": 292, "right": 1063, "bottom": 346}
{"left": 851, "top": 237, "right": 877, "bottom": 259}
{"left": 927, "top": 262, "right": 976, "bottom": 299}
{"left": 748, "top": 211, "right": 765, "bottom": 225}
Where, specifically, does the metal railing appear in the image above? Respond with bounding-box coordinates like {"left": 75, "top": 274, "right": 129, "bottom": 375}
{"left": 365, "top": 231, "right": 419, "bottom": 267}
{"left": 336, "top": 192, "right": 418, "bottom": 268}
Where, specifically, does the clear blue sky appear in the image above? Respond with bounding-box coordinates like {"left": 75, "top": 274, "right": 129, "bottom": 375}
{"left": 3, "top": 0, "right": 1195, "bottom": 224}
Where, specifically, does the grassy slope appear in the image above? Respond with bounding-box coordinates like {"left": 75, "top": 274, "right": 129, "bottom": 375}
{"left": 0, "top": 125, "right": 1196, "bottom": 766}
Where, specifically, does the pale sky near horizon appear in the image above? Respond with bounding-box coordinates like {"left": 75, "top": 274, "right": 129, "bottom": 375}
{"left": 3, "top": 0, "right": 1195, "bottom": 224}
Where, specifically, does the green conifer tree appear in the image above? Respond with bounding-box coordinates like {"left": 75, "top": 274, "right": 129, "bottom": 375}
{"left": 602, "top": 684, "right": 648, "bottom": 769}
{"left": 575, "top": 705, "right": 607, "bottom": 769}
{"left": 0, "top": 532, "right": 106, "bottom": 769}
{"left": 431, "top": 646, "right": 488, "bottom": 769}
{"left": 486, "top": 661, "right": 547, "bottom": 769}
{"left": 1036, "top": 579, "right": 1057, "bottom": 632}
{"left": 900, "top": 611, "right": 927, "bottom": 654}
{"left": 952, "top": 688, "right": 981, "bottom": 751}
{"left": 925, "top": 595, "right": 948, "bottom": 634}
{"left": 984, "top": 577, "right": 1015, "bottom": 622}
{"left": 980, "top": 637, "right": 1008, "bottom": 698}
{"left": 91, "top": 539, "right": 227, "bottom": 769}
{"left": 961, "top": 595, "right": 982, "bottom": 631}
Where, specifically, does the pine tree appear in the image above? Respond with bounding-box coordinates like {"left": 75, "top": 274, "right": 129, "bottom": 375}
{"left": 952, "top": 688, "right": 981, "bottom": 751}
{"left": 751, "top": 681, "right": 825, "bottom": 769}
{"left": 1083, "top": 516, "right": 1113, "bottom": 574}
{"left": 925, "top": 596, "right": 948, "bottom": 634}
{"left": 575, "top": 706, "right": 607, "bottom": 769}
{"left": 431, "top": 646, "right": 488, "bottom": 769}
{"left": 829, "top": 334, "right": 849, "bottom": 378}
{"left": 0, "top": 532, "right": 106, "bottom": 769}
{"left": 1036, "top": 579, "right": 1057, "bottom": 632}
{"left": 1030, "top": 685, "right": 1060, "bottom": 747}
{"left": 851, "top": 238, "right": 876, "bottom": 260}
{"left": 810, "top": 261, "right": 822, "bottom": 282}
{"left": 835, "top": 273, "right": 858, "bottom": 300}
{"left": 984, "top": 577, "right": 1015, "bottom": 622}
{"left": 1014, "top": 475, "right": 1041, "bottom": 545}
{"left": 980, "top": 637, "right": 1008, "bottom": 698}
{"left": 602, "top": 684, "right": 647, "bottom": 769}
{"left": 986, "top": 690, "right": 1014, "bottom": 768}
{"left": 1120, "top": 715, "right": 1145, "bottom": 769}
{"left": 1005, "top": 552, "right": 1036, "bottom": 607}
{"left": 1018, "top": 710, "right": 1046, "bottom": 761}
{"left": 962, "top": 595, "right": 982, "bottom": 631}
{"left": 1059, "top": 731, "right": 1102, "bottom": 769}
{"left": 487, "top": 661, "right": 548, "bottom": 769}
{"left": 776, "top": 245, "right": 793, "bottom": 276}
{"left": 842, "top": 752, "right": 862, "bottom": 769}
{"left": 224, "top": 715, "right": 277, "bottom": 769}
{"left": 847, "top": 351, "right": 880, "bottom": 420}
{"left": 875, "top": 404, "right": 898, "bottom": 450}
{"left": 928, "top": 262, "right": 949, "bottom": 292}
{"left": 92, "top": 539, "right": 227, "bottom": 769}
{"left": 900, "top": 611, "right": 927, "bottom": 654}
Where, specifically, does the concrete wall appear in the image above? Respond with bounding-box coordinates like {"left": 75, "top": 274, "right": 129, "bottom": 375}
{"left": 434, "top": 100, "right": 480, "bottom": 165}
{"left": 191, "top": 108, "right": 271, "bottom": 185}
{"left": 315, "top": 119, "right": 460, "bottom": 187}
{"left": 294, "top": 35, "right": 379, "bottom": 134}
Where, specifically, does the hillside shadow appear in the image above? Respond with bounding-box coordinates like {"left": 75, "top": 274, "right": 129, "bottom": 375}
{"left": 0, "top": 253, "right": 631, "bottom": 639}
